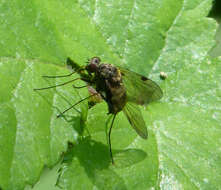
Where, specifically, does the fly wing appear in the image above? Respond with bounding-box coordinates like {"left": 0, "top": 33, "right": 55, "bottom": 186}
{"left": 119, "top": 67, "right": 163, "bottom": 105}
{"left": 123, "top": 102, "right": 147, "bottom": 139}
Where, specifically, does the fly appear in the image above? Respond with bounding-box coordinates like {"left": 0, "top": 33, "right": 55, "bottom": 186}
{"left": 34, "top": 57, "right": 163, "bottom": 164}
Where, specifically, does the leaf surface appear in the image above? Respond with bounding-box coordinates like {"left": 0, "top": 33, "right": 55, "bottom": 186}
{"left": 0, "top": 0, "right": 220, "bottom": 190}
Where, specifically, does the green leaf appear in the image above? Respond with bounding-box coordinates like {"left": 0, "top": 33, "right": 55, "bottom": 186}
{"left": 0, "top": 0, "right": 220, "bottom": 190}
{"left": 0, "top": 58, "right": 88, "bottom": 190}
{"left": 210, "top": 18, "right": 221, "bottom": 57}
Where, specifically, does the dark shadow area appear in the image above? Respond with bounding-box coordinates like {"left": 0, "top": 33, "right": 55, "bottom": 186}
{"left": 208, "top": 0, "right": 221, "bottom": 18}
{"left": 58, "top": 138, "right": 147, "bottom": 189}
{"left": 113, "top": 149, "right": 147, "bottom": 168}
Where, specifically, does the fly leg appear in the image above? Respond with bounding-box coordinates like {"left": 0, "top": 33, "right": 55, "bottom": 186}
{"left": 105, "top": 115, "right": 113, "bottom": 143}
{"left": 33, "top": 78, "right": 81, "bottom": 91}
{"left": 57, "top": 93, "right": 99, "bottom": 118}
{"left": 42, "top": 71, "right": 77, "bottom": 78}
{"left": 108, "top": 114, "right": 117, "bottom": 164}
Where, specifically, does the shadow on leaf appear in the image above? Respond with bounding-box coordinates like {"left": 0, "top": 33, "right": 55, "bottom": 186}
{"left": 113, "top": 148, "right": 147, "bottom": 168}
{"left": 59, "top": 138, "right": 147, "bottom": 189}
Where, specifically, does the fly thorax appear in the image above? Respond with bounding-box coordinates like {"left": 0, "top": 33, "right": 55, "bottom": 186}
{"left": 98, "top": 64, "right": 122, "bottom": 85}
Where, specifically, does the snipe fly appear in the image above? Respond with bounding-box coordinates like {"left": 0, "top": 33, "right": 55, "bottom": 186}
{"left": 34, "top": 57, "right": 163, "bottom": 164}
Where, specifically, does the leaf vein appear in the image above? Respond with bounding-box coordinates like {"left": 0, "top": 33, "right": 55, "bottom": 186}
{"left": 151, "top": 0, "right": 185, "bottom": 73}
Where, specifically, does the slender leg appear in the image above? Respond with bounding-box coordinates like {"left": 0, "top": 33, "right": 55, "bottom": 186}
{"left": 105, "top": 115, "right": 113, "bottom": 144}
{"left": 33, "top": 78, "right": 81, "bottom": 91}
{"left": 57, "top": 93, "right": 98, "bottom": 118}
{"left": 42, "top": 68, "right": 85, "bottom": 78}
{"left": 108, "top": 114, "right": 117, "bottom": 164}
{"left": 42, "top": 71, "right": 76, "bottom": 78}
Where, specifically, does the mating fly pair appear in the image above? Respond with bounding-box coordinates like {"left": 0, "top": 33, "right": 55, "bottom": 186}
{"left": 34, "top": 57, "right": 163, "bottom": 164}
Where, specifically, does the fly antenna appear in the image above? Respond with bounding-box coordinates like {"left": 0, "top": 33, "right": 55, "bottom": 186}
{"left": 33, "top": 78, "right": 81, "bottom": 91}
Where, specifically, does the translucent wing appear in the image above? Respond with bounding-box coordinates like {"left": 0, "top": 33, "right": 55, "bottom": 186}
{"left": 119, "top": 67, "right": 163, "bottom": 105}
{"left": 123, "top": 102, "right": 147, "bottom": 139}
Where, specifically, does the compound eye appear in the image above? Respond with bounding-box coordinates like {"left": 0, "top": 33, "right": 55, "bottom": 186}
{"left": 86, "top": 57, "right": 101, "bottom": 73}
{"left": 91, "top": 57, "right": 101, "bottom": 65}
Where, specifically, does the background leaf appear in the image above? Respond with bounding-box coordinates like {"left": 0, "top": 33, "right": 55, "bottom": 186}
{"left": 0, "top": 0, "right": 220, "bottom": 190}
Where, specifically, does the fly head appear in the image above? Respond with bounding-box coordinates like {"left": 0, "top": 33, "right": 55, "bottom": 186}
{"left": 85, "top": 57, "right": 101, "bottom": 73}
